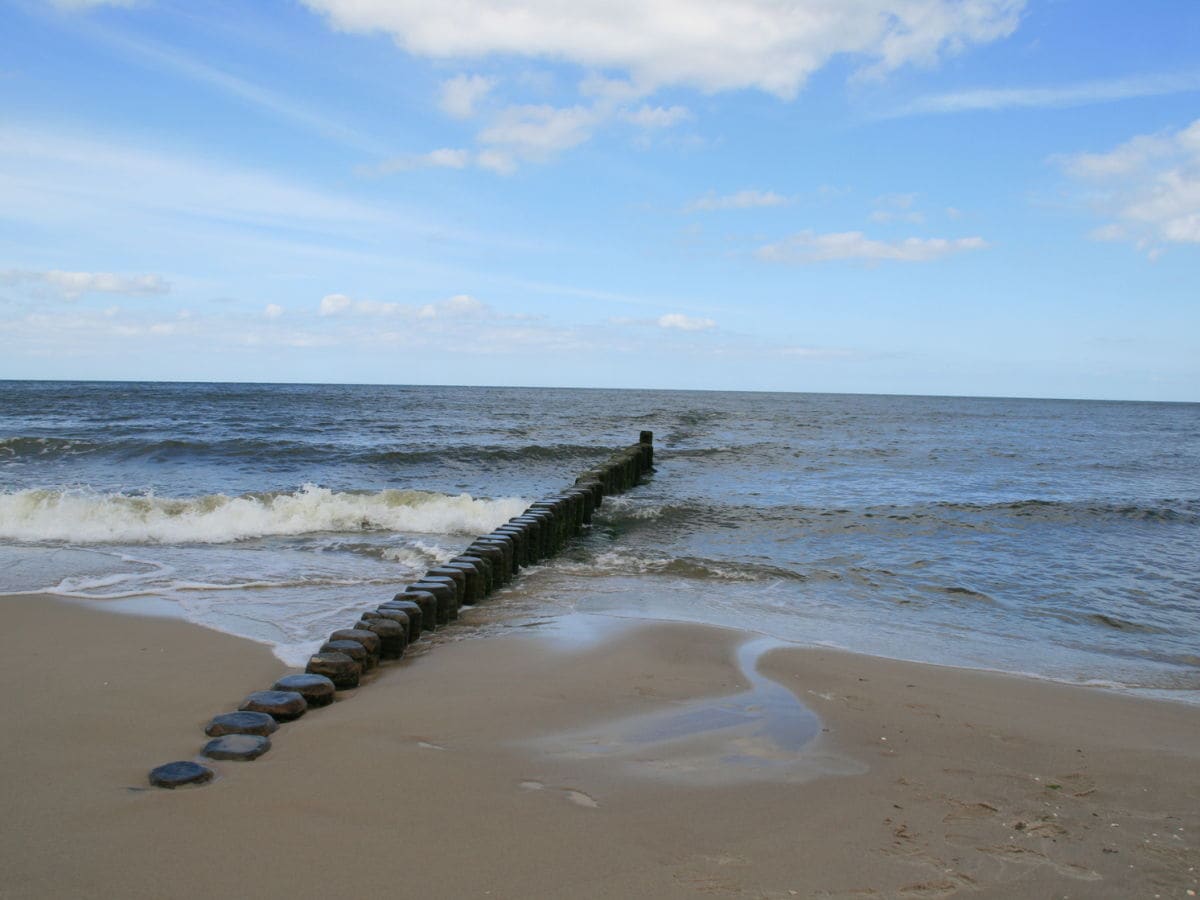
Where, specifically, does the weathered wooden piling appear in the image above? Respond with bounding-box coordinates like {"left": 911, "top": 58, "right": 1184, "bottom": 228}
{"left": 453, "top": 553, "right": 492, "bottom": 591}
{"left": 273, "top": 674, "right": 337, "bottom": 708}
{"left": 322, "top": 638, "right": 373, "bottom": 672}
{"left": 407, "top": 581, "right": 458, "bottom": 624}
{"left": 443, "top": 561, "right": 484, "bottom": 603}
{"left": 239, "top": 690, "right": 307, "bottom": 722}
{"left": 355, "top": 617, "right": 406, "bottom": 660}
{"left": 305, "top": 651, "right": 361, "bottom": 689}
{"left": 390, "top": 591, "right": 438, "bottom": 632}
{"left": 149, "top": 432, "right": 654, "bottom": 787}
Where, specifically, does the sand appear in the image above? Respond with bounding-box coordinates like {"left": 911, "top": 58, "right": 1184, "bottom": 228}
{"left": 2, "top": 593, "right": 1197, "bottom": 899}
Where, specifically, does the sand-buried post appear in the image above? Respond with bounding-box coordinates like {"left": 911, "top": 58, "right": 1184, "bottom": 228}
{"left": 149, "top": 761, "right": 214, "bottom": 789}
{"left": 322, "top": 638, "right": 373, "bottom": 672}
{"left": 205, "top": 710, "right": 279, "bottom": 737}
{"left": 377, "top": 598, "right": 422, "bottom": 638}
{"left": 306, "top": 651, "right": 361, "bottom": 689}
{"left": 355, "top": 617, "right": 406, "bottom": 660}
{"left": 203, "top": 733, "right": 271, "bottom": 761}
{"left": 363, "top": 607, "right": 416, "bottom": 641}
{"left": 329, "top": 627, "right": 382, "bottom": 662}
{"left": 272, "top": 673, "right": 337, "bottom": 707}
{"left": 239, "top": 690, "right": 307, "bottom": 722}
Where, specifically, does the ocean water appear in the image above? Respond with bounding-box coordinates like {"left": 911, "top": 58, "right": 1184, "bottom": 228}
{"left": 1, "top": 381, "right": 1197, "bottom": 702}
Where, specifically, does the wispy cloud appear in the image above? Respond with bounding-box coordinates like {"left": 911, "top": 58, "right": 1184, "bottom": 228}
{"left": 891, "top": 71, "right": 1200, "bottom": 117}
{"left": 622, "top": 104, "right": 692, "bottom": 129}
{"left": 868, "top": 193, "right": 925, "bottom": 224}
{"left": 319, "top": 292, "right": 490, "bottom": 319}
{"left": 687, "top": 189, "right": 792, "bottom": 212}
{"left": 1058, "top": 117, "right": 1200, "bottom": 256}
{"left": 757, "top": 231, "right": 987, "bottom": 264}
{"left": 358, "top": 148, "right": 472, "bottom": 176}
{"left": 478, "top": 104, "right": 601, "bottom": 164}
{"left": 49, "top": 0, "right": 137, "bottom": 8}
{"left": 0, "top": 124, "right": 394, "bottom": 235}
{"left": 658, "top": 313, "right": 716, "bottom": 331}
{"left": 0, "top": 268, "right": 170, "bottom": 299}
{"left": 80, "top": 23, "right": 385, "bottom": 154}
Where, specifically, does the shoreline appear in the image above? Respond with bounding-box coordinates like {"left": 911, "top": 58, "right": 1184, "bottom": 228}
{"left": 21, "top": 583, "right": 1200, "bottom": 709}
{"left": 3, "top": 593, "right": 1198, "bottom": 897}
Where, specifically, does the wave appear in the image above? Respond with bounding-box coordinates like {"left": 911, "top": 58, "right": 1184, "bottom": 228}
{"left": 558, "top": 549, "right": 822, "bottom": 584}
{"left": 0, "top": 436, "right": 103, "bottom": 459}
{"left": 0, "top": 434, "right": 607, "bottom": 468}
{"left": 0, "top": 485, "right": 528, "bottom": 544}
{"left": 598, "top": 496, "right": 1200, "bottom": 531}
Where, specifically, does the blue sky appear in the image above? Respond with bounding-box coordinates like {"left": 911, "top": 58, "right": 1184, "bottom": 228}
{"left": 1, "top": 0, "right": 1197, "bottom": 400}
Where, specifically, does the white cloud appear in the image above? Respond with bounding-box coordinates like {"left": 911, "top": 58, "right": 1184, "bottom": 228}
{"left": 319, "top": 292, "right": 490, "bottom": 319}
{"left": 869, "top": 192, "right": 925, "bottom": 224}
{"left": 757, "top": 231, "right": 987, "bottom": 263}
{"left": 264, "top": 304, "right": 284, "bottom": 319}
{"left": 579, "top": 75, "right": 646, "bottom": 103}
{"left": 49, "top": 0, "right": 137, "bottom": 8}
{"left": 658, "top": 312, "right": 716, "bottom": 331}
{"left": 365, "top": 1, "right": 1020, "bottom": 175}
{"left": 417, "top": 293, "right": 486, "bottom": 318}
{"left": 475, "top": 149, "right": 518, "bottom": 175}
{"left": 0, "top": 268, "right": 170, "bottom": 299}
{"left": 301, "top": 0, "right": 1023, "bottom": 99}
{"left": 360, "top": 147, "right": 472, "bottom": 175}
{"left": 319, "top": 293, "right": 353, "bottom": 315}
{"left": 622, "top": 105, "right": 692, "bottom": 129}
{"left": 687, "top": 189, "right": 791, "bottom": 212}
{"left": 479, "top": 104, "right": 600, "bottom": 160}
{"left": 893, "top": 70, "right": 1200, "bottom": 117}
{"left": 1060, "top": 118, "right": 1200, "bottom": 253}
{"left": 777, "top": 346, "right": 859, "bottom": 359}
{"left": 440, "top": 74, "right": 496, "bottom": 119}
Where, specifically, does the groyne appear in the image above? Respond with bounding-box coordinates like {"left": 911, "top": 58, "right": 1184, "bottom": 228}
{"left": 149, "top": 432, "right": 655, "bottom": 787}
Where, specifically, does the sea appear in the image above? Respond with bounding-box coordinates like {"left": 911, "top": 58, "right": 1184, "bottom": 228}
{"left": 1, "top": 381, "right": 1197, "bottom": 704}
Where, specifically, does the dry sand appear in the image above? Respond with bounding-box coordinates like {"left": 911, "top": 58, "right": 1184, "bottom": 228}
{"left": 2, "top": 593, "right": 1197, "bottom": 899}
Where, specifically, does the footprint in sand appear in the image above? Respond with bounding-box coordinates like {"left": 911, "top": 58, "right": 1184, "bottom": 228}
{"left": 519, "top": 780, "right": 600, "bottom": 808}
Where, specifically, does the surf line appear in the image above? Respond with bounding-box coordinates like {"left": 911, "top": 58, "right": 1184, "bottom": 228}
{"left": 148, "top": 432, "right": 656, "bottom": 788}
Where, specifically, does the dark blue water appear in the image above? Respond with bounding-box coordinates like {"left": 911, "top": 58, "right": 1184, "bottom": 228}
{"left": 1, "top": 381, "right": 1197, "bottom": 700}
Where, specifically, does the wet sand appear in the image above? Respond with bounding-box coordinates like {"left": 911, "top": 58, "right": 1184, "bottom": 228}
{"left": 2, "top": 593, "right": 1197, "bottom": 898}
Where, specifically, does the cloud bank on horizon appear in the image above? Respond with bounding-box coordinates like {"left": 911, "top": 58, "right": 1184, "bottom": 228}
{"left": 0, "top": 0, "right": 1197, "bottom": 400}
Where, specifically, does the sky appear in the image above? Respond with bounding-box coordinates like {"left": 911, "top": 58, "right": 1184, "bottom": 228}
{"left": 1, "top": 0, "right": 1197, "bottom": 401}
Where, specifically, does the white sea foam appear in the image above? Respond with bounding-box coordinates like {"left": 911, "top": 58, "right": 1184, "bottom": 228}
{"left": 0, "top": 485, "right": 529, "bottom": 544}
{"left": 380, "top": 539, "right": 457, "bottom": 567}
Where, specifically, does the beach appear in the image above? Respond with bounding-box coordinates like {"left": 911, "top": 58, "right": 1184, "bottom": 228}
{"left": 3, "top": 593, "right": 1197, "bottom": 899}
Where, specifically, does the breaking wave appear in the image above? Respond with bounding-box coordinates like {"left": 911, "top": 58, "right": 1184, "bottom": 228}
{"left": 0, "top": 485, "right": 529, "bottom": 544}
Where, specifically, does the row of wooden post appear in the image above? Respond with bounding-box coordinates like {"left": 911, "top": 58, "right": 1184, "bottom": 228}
{"left": 148, "top": 432, "right": 654, "bottom": 788}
